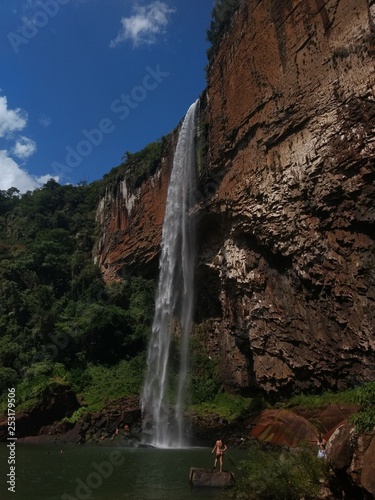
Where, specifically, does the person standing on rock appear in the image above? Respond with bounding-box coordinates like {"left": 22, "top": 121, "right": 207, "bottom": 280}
{"left": 212, "top": 438, "right": 228, "bottom": 472}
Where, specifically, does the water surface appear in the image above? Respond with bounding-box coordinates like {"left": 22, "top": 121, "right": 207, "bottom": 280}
{"left": 0, "top": 444, "right": 248, "bottom": 499}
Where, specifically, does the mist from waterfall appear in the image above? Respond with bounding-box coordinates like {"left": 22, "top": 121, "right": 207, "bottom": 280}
{"left": 141, "top": 100, "right": 199, "bottom": 448}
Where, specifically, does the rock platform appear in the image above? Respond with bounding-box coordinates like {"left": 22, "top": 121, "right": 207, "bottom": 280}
{"left": 189, "top": 467, "right": 235, "bottom": 488}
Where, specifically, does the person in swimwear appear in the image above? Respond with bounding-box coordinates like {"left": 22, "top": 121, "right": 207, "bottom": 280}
{"left": 316, "top": 433, "right": 327, "bottom": 459}
{"left": 212, "top": 438, "right": 228, "bottom": 472}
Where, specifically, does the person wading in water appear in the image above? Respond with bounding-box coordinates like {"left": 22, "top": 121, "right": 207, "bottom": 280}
{"left": 212, "top": 438, "right": 228, "bottom": 472}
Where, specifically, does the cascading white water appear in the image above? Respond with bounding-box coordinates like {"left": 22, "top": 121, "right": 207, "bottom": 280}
{"left": 141, "top": 100, "right": 198, "bottom": 448}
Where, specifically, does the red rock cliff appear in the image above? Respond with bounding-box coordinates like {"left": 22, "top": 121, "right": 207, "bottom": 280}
{"left": 95, "top": 0, "right": 375, "bottom": 397}
{"left": 95, "top": 130, "right": 179, "bottom": 281}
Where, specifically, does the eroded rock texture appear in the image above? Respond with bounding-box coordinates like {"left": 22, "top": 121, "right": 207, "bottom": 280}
{"left": 196, "top": 0, "right": 375, "bottom": 396}
{"left": 96, "top": 0, "right": 375, "bottom": 396}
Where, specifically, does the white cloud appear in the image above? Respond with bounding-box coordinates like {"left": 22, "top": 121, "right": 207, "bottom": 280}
{"left": 38, "top": 114, "right": 52, "bottom": 127}
{"left": 0, "top": 96, "right": 27, "bottom": 138}
{"left": 0, "top": 150, "right": 59, "bottom": 194}
{"left": 36, "top": 174, "right": 59, "bottom": 185}
{"left": 12, "top": 136, "right": 37, "bottom": 159}
{"left": 0, "top": 94, "right": 56, "bottom": 193}
{"left": 110, "top": 1, "right": 176, "bottom": 48}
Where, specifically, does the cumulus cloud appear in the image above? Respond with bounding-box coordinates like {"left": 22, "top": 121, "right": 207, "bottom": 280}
{"left": 0, "top": 94, "right": 58, "bottom": 193}
{"left": 0, "top": 150, "right": 58, "bottom": 194}
{"left": 12, "top": 136, "right": 37, "bottom": 159}
{"left": 0, "top": 96, "right": 27, "bottom": 138}
{"left": 110, "top": 1, "right": 176, "bottom": 48}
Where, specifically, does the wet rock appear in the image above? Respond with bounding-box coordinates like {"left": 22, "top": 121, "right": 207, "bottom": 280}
{"left": 59, "top": 424, "right": 85, "bottom": 445}
{"left": 189, "top": 467, "right": 235, "bottom": 488}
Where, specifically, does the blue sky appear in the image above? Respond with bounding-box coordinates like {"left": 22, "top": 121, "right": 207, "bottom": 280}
{"left": 0, "top": 0, "right": 214, "bottom": 192}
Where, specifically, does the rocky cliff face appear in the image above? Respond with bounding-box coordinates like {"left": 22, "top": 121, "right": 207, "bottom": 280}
{"left": 95, "top": 130, "right": 179, "bottom": 282}
{"left": 96, "top": 0, "right": 375, "bottom": 397}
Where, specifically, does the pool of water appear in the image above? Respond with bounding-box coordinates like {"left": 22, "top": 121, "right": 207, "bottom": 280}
{"left": 0, "top": 443, "right": 249, "bottom": 499}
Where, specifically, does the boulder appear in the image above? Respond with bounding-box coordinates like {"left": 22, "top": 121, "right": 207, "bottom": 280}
{"left": 326, "top": 423, "right": 354, "bottom": 470}
{"left": 189, "top": 468, "right": 235, "bottom": 488}
{"left": 249, "top": 409, "right": 318, "bottom": 447}
{"left": 361, "top": 433, "right": 375, "bottom": 497}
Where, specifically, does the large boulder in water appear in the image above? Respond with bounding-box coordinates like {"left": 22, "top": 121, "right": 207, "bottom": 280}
{"left": 189, "top": 468, "right": 235, "bottom": 488}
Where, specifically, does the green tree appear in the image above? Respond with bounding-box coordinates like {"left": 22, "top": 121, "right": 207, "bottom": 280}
{"left": 73, "top": 303, "right": 132, "bottom": 364}
{"left": 230, "top": 443, "right": 327, "bottom": 500}
{"left": 0, "top": 187, "right": 20, "bottom": 215}
{"left": 0, "top": 367, "right": 18, "bottom": 392}
{"left": 207, "top": 0, "right": 240, "bottom": 62}
{"left": 0, "top": 171, "right": 157, "bottom": 417}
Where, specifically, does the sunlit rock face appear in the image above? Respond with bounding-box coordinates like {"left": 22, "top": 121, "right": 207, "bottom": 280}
{"left": 96, "top": 0, "right": 375, "bottom": 396}
{"left": 195, "top": 0, "right": 375, "bottom": 397}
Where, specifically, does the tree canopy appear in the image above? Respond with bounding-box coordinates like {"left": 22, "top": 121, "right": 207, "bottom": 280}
{"left": 0, "top": 180, "right": 155, "bottom": 406}
{"left": 207, "top": 0, "right": 241, "bottom": 63}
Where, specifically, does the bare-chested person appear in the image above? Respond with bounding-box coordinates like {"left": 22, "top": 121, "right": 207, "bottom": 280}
{"left": 212, "top": 438, "right": 228, "bottom": 472}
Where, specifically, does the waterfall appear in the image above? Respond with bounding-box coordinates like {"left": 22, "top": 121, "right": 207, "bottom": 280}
{"left": 141, "top": 100, "right": 199, "bottom": 448}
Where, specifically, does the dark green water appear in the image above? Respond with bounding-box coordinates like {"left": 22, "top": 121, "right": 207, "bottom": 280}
{"left": 0, "top": 444, "right": 248, "bottom": 499}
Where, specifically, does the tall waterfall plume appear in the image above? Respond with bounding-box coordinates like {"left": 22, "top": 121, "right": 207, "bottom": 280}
{"left": 141, "top": 100, "right": 199, "bottom": 448}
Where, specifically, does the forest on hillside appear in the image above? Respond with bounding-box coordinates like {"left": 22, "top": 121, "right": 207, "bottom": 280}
{"left": 0, "top": 180, "right": 155, "bottom": 414}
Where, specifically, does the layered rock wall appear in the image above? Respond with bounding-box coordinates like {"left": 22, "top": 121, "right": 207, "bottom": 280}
{"left": 96, "top": 0, "right": 375, "bottom": 396}
{"left": 196, "top": 0, "right": 375, "bottom": 396}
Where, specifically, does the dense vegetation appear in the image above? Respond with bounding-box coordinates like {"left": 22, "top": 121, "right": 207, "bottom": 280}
{"left": 0, "top": 180, "right": 155, "bottom": 413}
{"left": 207, "top": 0, "right": 241, "bottom": 64}
{"left": 230, "top": 443, "right": 329, "bottom": 500}
{"left": 102, "top": 138, "right": 166, "bottom": 191}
